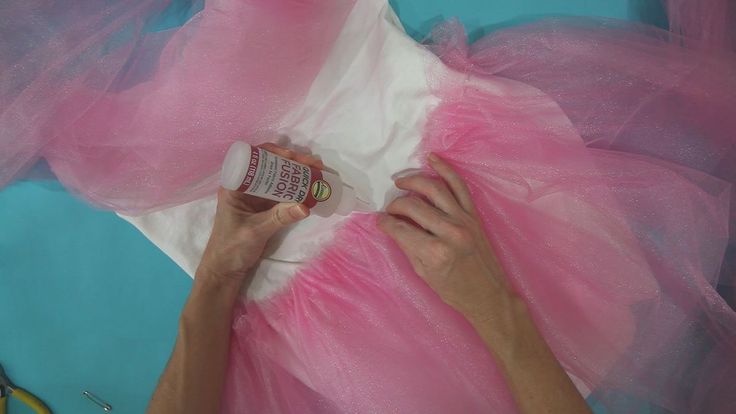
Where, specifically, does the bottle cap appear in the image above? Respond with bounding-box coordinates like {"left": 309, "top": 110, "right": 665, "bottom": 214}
{"left": 221, "top": 141, "right": 250, "bottom": 190}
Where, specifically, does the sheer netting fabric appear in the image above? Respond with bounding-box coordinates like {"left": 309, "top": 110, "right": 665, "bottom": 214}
{"left": 2, "top": 1, "right": 735, "bottom": 413}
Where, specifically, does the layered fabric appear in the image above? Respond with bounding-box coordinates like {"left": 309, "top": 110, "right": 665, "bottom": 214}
{"left": 1, "top": 0, "right": 356, "bottom": 212}
{"left": 2, "top": 0, "right": 735, "bottom": 413}
{"left": 665, "top": 0, "right": 736, "bottom": 51}
{"left": 426, "top": 17, "right": 736, "bottom": 292}
{"left": 222, "top": 70, "right": 735, "bottom": 413}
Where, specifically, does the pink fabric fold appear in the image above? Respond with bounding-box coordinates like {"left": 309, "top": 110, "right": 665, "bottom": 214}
{"left": 428, "top": 17, "right": 736, "bottom": 291}
{"left": 3, "top": 2, "right": 735, "bottom": 413}
{"left": 1, "top": 0, "right": 355, "bottom": 213}
{"left": 223, "top": 73, "right": 735, "bottom": 413}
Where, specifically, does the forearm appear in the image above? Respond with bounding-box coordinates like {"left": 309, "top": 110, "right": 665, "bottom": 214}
{"left": 469, "top": 293, "right": 591, "bottom": 414}
{"left": 147, "top": 273, "right": 241, "bottom": 414}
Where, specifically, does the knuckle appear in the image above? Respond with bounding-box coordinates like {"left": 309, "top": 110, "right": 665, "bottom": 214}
{"left": 436, "top": 162, "right": 454, "bottom": 177}
{"left": 394, "top": 196, "right": 414, "bottom": 209}
{"left": 386, "top": 196, "right": 403, "bottom": 210}
{"left": 446, "top": 165, "right": 461, "bottom": 180}
{"left": 440, "top": 162, "right": 465, "bottom": 186}
{"left": 445, "top": 222, "right": 474, "bottom": 246}
{"left": 425, "top": 180, "right": 443, "bottom": 197}
{"left": 453, "top": 176, "right": 469, "bottom": 193}
{"left": 272, "top": 206, "right": 289, "bottom": 226}
{"left": 393, "top": 218, "right": 414, "bottom": 232}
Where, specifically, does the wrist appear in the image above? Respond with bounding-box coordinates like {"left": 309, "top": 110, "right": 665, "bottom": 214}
{"left": 178, "top": 274, "right": 242, "bottom": 341}
{"left": 191, "top": 269, "right": 244, "bottom": 305}
{"left": 464, "top": 290, "right": 533, "bottom": 357}
{"left": 451, "top": 273, "right": 519, "bottom": 327}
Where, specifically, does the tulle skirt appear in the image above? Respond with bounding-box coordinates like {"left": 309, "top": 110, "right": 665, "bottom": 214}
{"left": 2, "top": 1, "right": 735, "bottom": 413}
{"left": 222, "top": 73, "right": 735, "bottom": 413}
{"left": 428, "top": 17, "right": 736, "bottom": 292}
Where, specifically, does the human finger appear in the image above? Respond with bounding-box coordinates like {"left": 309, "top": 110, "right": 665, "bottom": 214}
{"left": 218, "top": 187, "right": 276, "bottom": 213}
{"left": 258, "top": 143, "right": 325, "bottom": 169}
{"left": 394, "top": 174, "right": 460, "bottom": 215}
{"left": 428, "top": 153, "right": 476, "bottom": 214}
{"left": 377, "top": 214, "right": 436, "bottom": 263}
{"left": 248, "top": 202, "right": 309, "bottom": 239}
{"left": 385, "top": 196, "right": 453, "bottom": 237}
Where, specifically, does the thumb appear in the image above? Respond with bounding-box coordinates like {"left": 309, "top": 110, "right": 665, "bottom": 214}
{"left": 250, "top": 202, "right": 309, "bottom": 238}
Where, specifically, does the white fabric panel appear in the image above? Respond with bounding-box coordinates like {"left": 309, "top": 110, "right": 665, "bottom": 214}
{"left": 119, "top": 0, "right": 439, "bottom": 300}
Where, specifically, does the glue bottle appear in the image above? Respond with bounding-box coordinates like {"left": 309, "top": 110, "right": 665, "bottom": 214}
{"left": 221, "top": 141, "right": 369, "bottom": 217}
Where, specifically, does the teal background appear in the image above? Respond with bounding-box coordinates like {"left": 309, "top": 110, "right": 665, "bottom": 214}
{"left": 1, "top": 1, "right": 634, "bottom": 412}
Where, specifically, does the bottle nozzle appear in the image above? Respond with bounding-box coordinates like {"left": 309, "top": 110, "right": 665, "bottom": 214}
{"left": 354, "top": 197, "right": 375, "bottom": 213}
{"left": 335, "top": 185, "right": 375, "bottom": 216}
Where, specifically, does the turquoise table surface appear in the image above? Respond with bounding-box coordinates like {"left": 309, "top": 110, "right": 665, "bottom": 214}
{"left": 1, "top": 1, "right": 633, "bottom": 413}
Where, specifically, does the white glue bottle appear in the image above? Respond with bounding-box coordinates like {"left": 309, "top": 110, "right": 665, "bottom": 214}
{"left": 221, "top": 141, "right": 368, "bottom": 217}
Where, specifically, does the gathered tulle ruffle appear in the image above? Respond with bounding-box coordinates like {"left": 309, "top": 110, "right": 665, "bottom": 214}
{"left": 428, "top": 17, "right": 736, "bottom": 294}
{"left": 665, "top": 0, "right": 736, "bottom": 51}
{"left": 223, "top": 72, "right": 735, "bottom": 413}
{"left": 0, "top": 0, "right": 356, "bottom": 213}
{"left": 4, "top": 2, "right": 736, "bottom": 412}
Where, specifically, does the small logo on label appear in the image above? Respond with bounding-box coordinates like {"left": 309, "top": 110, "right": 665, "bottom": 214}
{"left": 311, "top": 180, "right": 332, "bottom": 202}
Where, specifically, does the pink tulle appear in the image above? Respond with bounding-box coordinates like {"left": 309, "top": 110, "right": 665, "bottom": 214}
{"left": 223, "top": 74, "right": 735, "bottom": 412}
{"left": 424, "top": 79, "right": 736, "bottom": 413}
{"left": 224, "top": 217, "right": 514, "bottom": 413}
{"left": 665, "top": 0, "right": 736, "bottom": 51}
{"left": 1, "top": 0, "right": 165, "bottom": 193}
{"left": 220, "top": 15, "right": 736, "bottom": 413}
{"left": 3, "top": 2, "right": 736, "bottom": 413}
{"left": 1, "top": 0, "right": 355, "bottom": 213}
{"left": 428, "top": 17, "right": 736, "bottom": 291}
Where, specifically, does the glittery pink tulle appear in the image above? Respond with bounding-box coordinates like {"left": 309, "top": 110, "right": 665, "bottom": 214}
{"left": 224, "top": 217, "right": 514, "bottom": 413}
{"left": 225, "top": 17, "right": 736, "bottom": 413}
{"left": 3, "top": 2, "right": 736, "bottom": 413}
{"left": 665, "top": 0, "right": 736, "bottom": 51}
{"left": 0, "top": 0, "right": 355, "bottom": 213}
{"left": 223, "top": 73, "right": 735, "bottom": 413}
{"left": 428, "top": 17, "right": 736, "bottom": 293}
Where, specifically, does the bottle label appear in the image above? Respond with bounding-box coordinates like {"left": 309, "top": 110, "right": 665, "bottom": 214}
{"left": 237, "top": 146, "right": 325, "bottom": 208}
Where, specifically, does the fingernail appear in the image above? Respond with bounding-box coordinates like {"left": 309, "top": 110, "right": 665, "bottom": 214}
{"left": 290, "top": 204, "right": 308, "bottom": 219}
{"left": 391, "top": 168, "right": 423, "bottom": 181}
{"left": 428, "top": 153, "right": 439, "bottom": 162}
